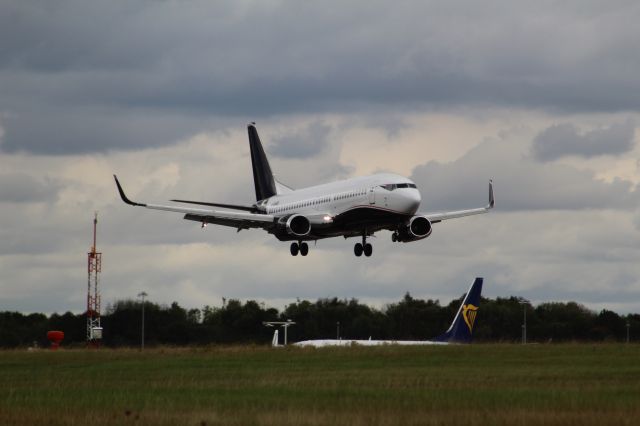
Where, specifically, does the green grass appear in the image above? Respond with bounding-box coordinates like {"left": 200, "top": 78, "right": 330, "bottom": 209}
{"left": 1, "top": 344, "right": 640, "bottom": 425}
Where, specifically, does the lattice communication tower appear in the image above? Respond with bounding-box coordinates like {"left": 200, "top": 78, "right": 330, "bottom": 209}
{"left": 87, "top": 212, "right": 103, "bottom": 347}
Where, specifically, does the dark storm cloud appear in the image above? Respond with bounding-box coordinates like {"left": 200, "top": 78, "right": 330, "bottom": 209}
{"left": 532, "top": 120, "right": 636, "bottom": 161}
{"left": 270, "top": 122, "right": 332, "bottom": 159}
{"left": 2, "top": 1, "right": 640, "bottom": 154}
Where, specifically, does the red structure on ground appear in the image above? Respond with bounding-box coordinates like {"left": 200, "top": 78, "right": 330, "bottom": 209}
{"left": 47, "top": 331, "right": 64, "bottom": 350}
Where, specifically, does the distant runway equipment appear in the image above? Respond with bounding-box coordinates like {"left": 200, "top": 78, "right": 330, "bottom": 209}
{"left": 264, "top": 320, "right": 296, "bottom": 346}
{"left": 138, "top": 291, "right": 148, "bottom": 350}
{"left": 47, "top": 331, "right": 64, "bottom": 350}
{"left": 518, "top": 297, "right": 529, "bottom": 344}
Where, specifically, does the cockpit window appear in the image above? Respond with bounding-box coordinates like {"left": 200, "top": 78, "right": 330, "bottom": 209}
{"left": 381, "top": 183, "right": 417, "bottom": 191}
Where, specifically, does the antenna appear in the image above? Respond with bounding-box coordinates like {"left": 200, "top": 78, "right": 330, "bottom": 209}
{"left": 87, "top": 212, "right": 103, "bottom": 347}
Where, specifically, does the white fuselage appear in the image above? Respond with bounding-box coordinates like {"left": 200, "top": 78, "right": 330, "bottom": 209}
{"left": 257, "top": 173, "right": 421, "bottom": 240}
{"left": 293, "top": 339, "right": 448, "bottom": 347}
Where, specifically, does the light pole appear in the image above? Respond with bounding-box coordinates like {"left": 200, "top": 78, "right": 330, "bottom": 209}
{"left": 138, "top": 291, "right": 147, "bottom": 350}
{"left": 337, "top": 321, "right": 340, "bottom": 340}
{"left": 627, "top": 321, "right": 630, "bottom": 344}
{"left": 518, "top": 298, "right": 528, "bottom": 345}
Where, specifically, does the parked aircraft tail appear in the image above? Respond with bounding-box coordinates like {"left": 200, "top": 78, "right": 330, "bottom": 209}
{"left": 434, "top": 277, "right": 483, "bottom": 343}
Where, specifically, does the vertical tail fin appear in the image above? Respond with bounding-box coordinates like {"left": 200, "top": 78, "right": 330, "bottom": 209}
{"left": 271, "top": 329, "right": 280, "bottom": 347}
{"left": 248, "top": 123, "right": 277, "bottom": 202}
{"left": 434, "top": 278, "right": 483, "bottom": 343}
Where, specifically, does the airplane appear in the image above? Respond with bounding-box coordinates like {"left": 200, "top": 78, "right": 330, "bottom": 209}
{"left": 114, "top": 123, "right": 494, "bottom": 257}
{"left": 285, "top": 277, "right": 483, "bottom": 347}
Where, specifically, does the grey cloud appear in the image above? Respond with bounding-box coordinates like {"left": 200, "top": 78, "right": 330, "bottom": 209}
{"left": 411, "top": 134, "right": 639, "bottom": 212}
{"left": 1, "top": 105, "right": 221, "bottom": 155}
{"left": 0, "top": 173, "right": 60, "bottom": 203}
{"left": 532, "top": 120, "right": 636, "bottom": 161}
{"left": 2, "top": 1, "right": 640, "bottom": 154}
{"left": 634, "top": 210, "right": 640, "bottom": 232}
{"left": 270, "top": 122, "right": 331, "bottom": 159}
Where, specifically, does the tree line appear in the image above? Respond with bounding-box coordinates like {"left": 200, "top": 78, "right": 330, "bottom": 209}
{"left": 1, "top": 294, "right": 639, "bottom": 348}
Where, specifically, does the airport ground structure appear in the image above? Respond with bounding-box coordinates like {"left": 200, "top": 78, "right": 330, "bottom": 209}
{"left": 1, "top": 294, "right": 638, "bottom": 348}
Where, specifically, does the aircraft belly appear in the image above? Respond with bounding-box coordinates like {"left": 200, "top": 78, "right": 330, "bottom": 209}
{"left": 315, "top": 206, "right": 410, "bottom": 238}
{"left": 333, "top": 206, "right": 410, "bottom": 228}
{"left": 269, "top": 206, "right": 409, "bottom": 241}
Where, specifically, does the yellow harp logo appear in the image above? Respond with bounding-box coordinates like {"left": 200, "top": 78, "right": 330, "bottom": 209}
{"left": 462, "top": 304, "right": 479, "bottom": 333}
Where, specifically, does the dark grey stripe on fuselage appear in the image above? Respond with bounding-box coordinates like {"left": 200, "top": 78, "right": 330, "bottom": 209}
{"left": 248, "top": 125, "right": 277, "bottom": 202}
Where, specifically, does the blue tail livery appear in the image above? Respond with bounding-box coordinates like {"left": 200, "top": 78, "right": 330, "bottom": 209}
{"left": 434, "top": 277, "right": 483, "bottom": 343}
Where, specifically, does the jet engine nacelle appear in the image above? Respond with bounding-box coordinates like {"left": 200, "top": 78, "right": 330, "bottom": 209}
{"left": 285, "top": 214, "right": 311, "bottom": 237}
{"left": 394, "top": 216, "right": 432, "bottom": 242}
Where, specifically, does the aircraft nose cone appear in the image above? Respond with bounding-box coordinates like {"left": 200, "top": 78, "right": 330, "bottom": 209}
{"left": 405, "top": 190, "right": 421, "bottom": 214}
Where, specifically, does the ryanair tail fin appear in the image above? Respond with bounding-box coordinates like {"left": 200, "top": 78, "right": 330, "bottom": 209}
{"left": 434, "top": 278, "right": 483, "bottom": 343}
{"left": 248, "top": 123, "right": 277, "bottom": 202}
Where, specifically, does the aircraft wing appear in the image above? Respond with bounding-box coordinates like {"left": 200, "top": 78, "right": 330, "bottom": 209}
{"left": 114, "top": 175, "right": 276, "bottom": 231}
{"left": 422, "top": 180, "right": 494, "bottom": 223}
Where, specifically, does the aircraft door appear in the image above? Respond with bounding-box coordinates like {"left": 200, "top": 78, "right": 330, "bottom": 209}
{"left": 368, "top": 187, "right": 375, "bottom": 205}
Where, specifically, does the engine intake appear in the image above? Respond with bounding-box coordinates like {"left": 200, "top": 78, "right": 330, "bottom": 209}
{"left": 394, "top": 216, "right": 432, "bottom": 242}
{"left": 409, "top": 216, "right": 432, "bottom": 238}
{"left": 285, "top": 214, "right": 311, "bottom": 237}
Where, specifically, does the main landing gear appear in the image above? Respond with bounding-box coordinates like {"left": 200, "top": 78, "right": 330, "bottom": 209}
{"left": 290, "top": 241, "right": 309, "bottom": 256}
{"left": 354, "top": 233, "right": 373, "bottom": 257}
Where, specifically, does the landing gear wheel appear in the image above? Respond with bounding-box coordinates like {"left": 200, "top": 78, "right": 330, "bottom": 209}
{"left": 300, "top": 242, "right": 309, "bottom": 256}
{"left": 354, "top": 243, "right": 363, "bottom": 257}
{"left": 391, "top": 232, "right": 397, "bottom": 242}
{"left": 290, "top": 242, "right": 299, "bottom": 256}
{"left": 364, "top": 243, "right": 373, "bottom": 257}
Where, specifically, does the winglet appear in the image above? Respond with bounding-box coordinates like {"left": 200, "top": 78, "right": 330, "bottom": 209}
{"left": 113, "top": 175, "right": 146, "bottom": 207}
{"left": 488, "top": 180, "right": 495, "bottom": 209}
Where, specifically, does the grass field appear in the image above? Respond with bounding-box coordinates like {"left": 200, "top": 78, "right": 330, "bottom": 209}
{"left": 1, "top": 344, "right": 639, "bottom": 425}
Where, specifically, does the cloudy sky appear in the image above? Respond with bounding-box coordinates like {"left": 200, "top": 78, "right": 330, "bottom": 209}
{"left": 1, "top": 0, "right": 640, "bottom": 316}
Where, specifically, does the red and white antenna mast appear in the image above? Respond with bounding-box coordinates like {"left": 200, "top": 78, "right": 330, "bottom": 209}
{"left": 87, "top": 212, "right": 103, "bottom": 347}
